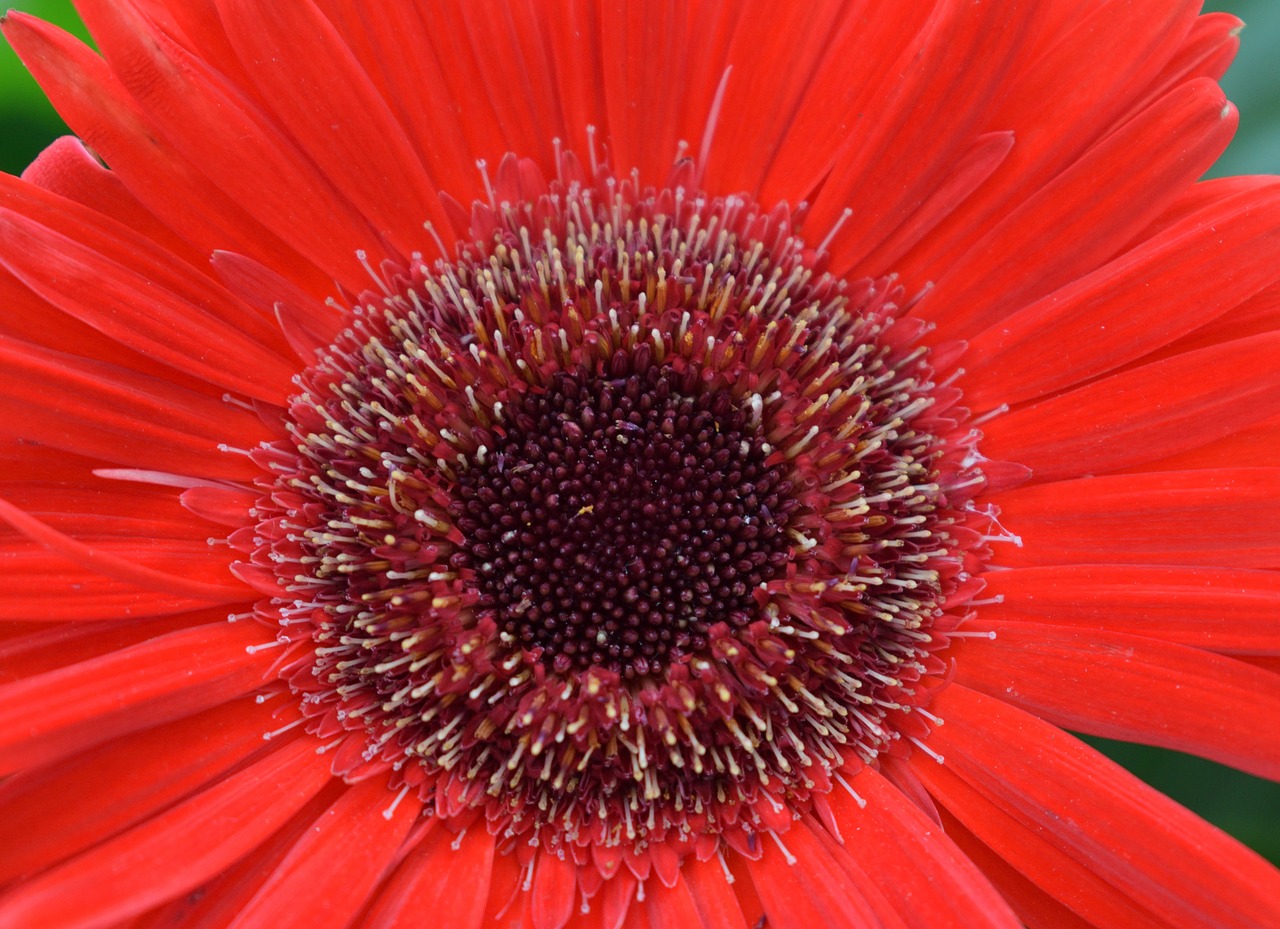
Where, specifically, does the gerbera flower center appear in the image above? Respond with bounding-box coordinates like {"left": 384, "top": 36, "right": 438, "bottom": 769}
{"left": 450, "top": 364, "right": 797, "bottom": 677}
{"left": 253, "top": 155, "right": 986, "bottom": 857}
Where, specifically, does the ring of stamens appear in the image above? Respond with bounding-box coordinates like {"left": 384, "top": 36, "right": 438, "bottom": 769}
{"left": 252, "top": 158, "right": 986, "bottom": 857}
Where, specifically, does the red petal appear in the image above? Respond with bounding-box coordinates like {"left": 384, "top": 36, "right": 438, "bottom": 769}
{"left": 915, "top": 77, "right": 1234, "bottom": 341}
{"left": 740, "top": 819, "right": 905, "bottom": 929}
{"left": 129, "top": 779, "right": 347, "bottom": 929}
{"left": 532, "top": 851, "right": 579, "bottom": 929}
{"left": 0, "top": 549, "right": 230, "bottom": 623}
{"left": 699, "top": 1, "right": 847, "bottom": 194}
{"left": 210, "top": 250, "right": 346, "bottom": 361}
{"left": 681, "top": 855, "right": 748, "bottom": 929}
{"left": 0, "top": 738, "right": 332, "bottom": 929}
{"left": 979, "top": 332, "right": 1280, "bottom": 481}
{"left": 645, "top": 873, "right": 709, "bottom": 929}
{"left": 922, "top": 685, "right": 1280, "bottom": 929}
{"left": 227, "top": 777, "right": 421, "bottom": 929}
{"left": 827, "top": 767, "right": 1022, "bottom": 929}
{"left": 599, "top": 867, "right": 639, "bottom": 929}
{"left": 72, "top": 0, "right": 385, "bottom": 290}
{"left": 816, "top": 5, "right": 1029, "bottom": 275}
{"left": 20, "top": 135, "right": 205, "bottom": 265}
{"left": 0, "top": 621, "right": 271, "bottom": 774}
{"left": 314, "top": 3, "right": 478, "bottom": 203}
{"left": 859, "top": 131, "right": 1016, "bottom": 273}
{"left": 0, "top": 613, "right": 198, "bottom": 681}
{"left": 0, "top": 165, "right": 292, "bottom": 362}
{"left": 760, "top": 4, "right": 933, "bottom": 206}
{"left": 932, "top": 801, "right": 1160, "bottom": 929}
{"left": 963, "top": 182, "right": 1280, "bottom": 409}
{"left": 0, "top": 265, "right": 137, "bottom": 378}
{"left": 0, "top": 210, "right": 295, "bottom": 402}
{"left": 897, "top": 0, "right": 1200, "bottom": 294}
{"left": 0, "top": 335, "right": 272, "bottom": 481}
{"left": 1148, "top": 11, "right": 1242, "bottom": 89}
{"left": 213, "top": 0, "right": 445, "bottom": 258}
{"left": 0, "top": 496, "right": 246, "bottom": 603}
{"left": 992, "top": 469, "right": 1280, "bottom": 568}
{"left": 0, "top": 697, "right": 276, "bottom": 881}
{"left": 0, "top": 12, "right": 334, "bottom": 296}
{"left": 359, "top": 825, "right": 495, "bottom": 929}
{"left": 977, "top": 564, "right": 1280, "bottom": 655}
{"left": 1155, "top": 275, "right": 1280, "bottom": 360}
{"left": 437, "top": 1, "right": 566, "bottom": 178}
{"left": 180, "top": 485, "right": 258, "bottom": 528}
{"left": 598, "top": 1, "right": 693, "bottom": 186}
{"left": 952, "top": 621, "right": 1280, "bottom": 779}
{"left": 1138, "top": 410, "right": 1280, "bottom": 473}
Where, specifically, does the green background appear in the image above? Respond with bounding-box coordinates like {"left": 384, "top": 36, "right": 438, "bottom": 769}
{"left": 1, "top": 1, "right": 1277, "bottom": 864}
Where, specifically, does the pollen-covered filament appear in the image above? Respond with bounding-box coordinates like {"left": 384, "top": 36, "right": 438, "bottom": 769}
{"left": 253, "top": 158, "right": 986, "bottom": 860}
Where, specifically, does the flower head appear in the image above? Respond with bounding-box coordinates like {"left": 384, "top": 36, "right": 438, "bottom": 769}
{"left": 1, "top": 3, "right": 1279, "bottom": 929}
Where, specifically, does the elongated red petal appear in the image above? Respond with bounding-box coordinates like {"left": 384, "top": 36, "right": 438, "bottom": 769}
{"left": 20, "top": 135, "right": 205, "bottom": 264}
{"left": 0, "top": 697, "right": 277, "bottom": 881}
{"left": 916, "top": 77, "right": 1234, "bottom": 340}
{"left": 0, "top": 612, "right": 195, "bottom": 681}
{"left": 696, "top": 2, "right": 844, "bottom": 195}
{"left": 0, "top": 738, "right": 332, "bottom": 929}
{"left": 0, "top": 548, "right": 231, "bottom": 622}
{"left": 0, "top": 497, "right": 246, "bottom": 603}
{"left": 0, "top": 12, "right": 333, "bottom": 296}
{"left": 923, "top": 685, "right": 1280, "bottom": 929}
{"left": 226, "top": 777, "right": 421, "bottom": 929}
{"left": 0, "top": 336, "right": 271, "bottom": 481}
{"left": 213, "top": 0, "right": 445, "bottom": 258}
{"left": 760, "top": 4, "right": 933, "bottom": 206}
{"left": 645, "top": 873, "right": 710, "bottom": 929}
{"left": 531, "top": 851, "right": 579, "bottom": 929}
{"left": 924, "top": 781, "right": 1169, "bottom": 929}
{"left": 816, "top": 3, "right": 1028, "bottom": 275}
{"left": 598, "top": 1, "right": 692, "bottom": 186}
{"left": 0, "top": 622, "right": 271, "bottom": 774}
{"left": 899, "top": 0, "right": 1201, "bottom": 288}
{"left": 977, "top": 564, "right": 1280, "bottom": 655}
{"left": 828, "top": 767, "right": 1022, "bottom": 929}
{"left": 359, "top": 825, "right": 495, "bottom": 929}
{"left": 993, "top": 469, "right": 1280, "bottom": 568}
{"left": 72, "top": 0, "right": 385, "bottom": 290}
{"left": 979, "top": 332, "right": 1280, "bottom": 481}
{"left": 128, "top": 780, "right": 347, "bottom": 929}
{"left": 741, "top": 819, "right": 906, "bottom": 929}
{"left": 0, "top": 211, "right": 295, "bottom": 402}
{"left": 953, "top": 622, "right": 1280, "bottom": 778}
{"left": 964, "top": 182, "right": 1280, "bottom": 409}
{"left": 681, "top": 855, "right": 748, "bottom": 929}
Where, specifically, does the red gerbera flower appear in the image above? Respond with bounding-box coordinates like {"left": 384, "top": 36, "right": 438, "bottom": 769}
{"left": 1, "top": 2, "right": 1278, "bottom": 928}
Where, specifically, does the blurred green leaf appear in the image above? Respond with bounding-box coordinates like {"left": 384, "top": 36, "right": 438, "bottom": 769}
{"left": 0, "top": 0, "right": 90, "bottom": 174}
